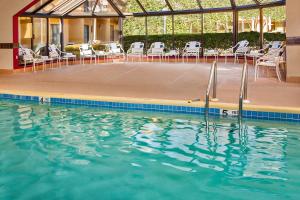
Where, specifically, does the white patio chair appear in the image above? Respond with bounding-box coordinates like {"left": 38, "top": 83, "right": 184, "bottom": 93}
{"left": 254, "top": 47, "right": 285, "bottom": 82}
{"left": 48, "top": 44, "right": 76, "bottom": 67}
{"left": 147, "top": 42, "right": 165, "bottom": 62}
{"left": 79, "top": 44, "right": 97, "bottom": 64}
{"left": 182, "top": 41, "right": 201, "bottom": 63}
{"left": 107, "top": 42, "right": 125, "bottom": 59}
{"left": 268, "top": 41, "right": 284, "bottom": 51}
{"left": 126, "top": 42, "right": 144, "bottom": 62}
{"left": 22, "top": 48, "right": 49, "bottom": 72}
{"left": 232, "top": 40, "right": 250, "bottom": 63}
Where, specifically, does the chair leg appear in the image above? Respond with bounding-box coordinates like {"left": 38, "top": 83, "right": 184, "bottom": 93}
{"left": 254, "top": 64, "right": 258, "bottom": 81}
{"left": 276, "top": 64, "right": 282, "bottom": 82}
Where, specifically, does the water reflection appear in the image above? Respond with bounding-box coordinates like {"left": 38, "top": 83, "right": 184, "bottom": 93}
{"left": 8, "top": 102, "right": 288, "bottom": 180}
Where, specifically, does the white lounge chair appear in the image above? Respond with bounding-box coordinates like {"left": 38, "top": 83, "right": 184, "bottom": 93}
{"left": 79, "top": 44, "right": 97, "bottom": 64}
{"left": 182, "top": 41, "right": 201, "bottom": 63}
{"left": 126, "top": 42, "right": 144, "bottom": 62}
{"left": 147, "top": 42, "right": 165, "bottom": 62}
{"left": 254, "top": 47, "right": 285, "bottom": 82}
{"left": 107, "top": 43, "right": 125, "bottom": 59}
{"left": 21, "top": 48, "right": 50, "bottom": 72}
{"left": 48, "top": 44, "right": 76, "bottom": 66}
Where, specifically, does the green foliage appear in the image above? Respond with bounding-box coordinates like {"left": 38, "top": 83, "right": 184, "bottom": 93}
{"left": 123, "top": 32, "right": 286, "bottom": 51}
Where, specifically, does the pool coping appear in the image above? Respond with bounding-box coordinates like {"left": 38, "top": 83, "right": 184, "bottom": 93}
{"left": 0, "top": 89, "right": 300, "bottom": 122}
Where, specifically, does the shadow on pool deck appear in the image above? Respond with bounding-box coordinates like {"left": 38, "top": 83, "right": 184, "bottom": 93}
{"left": 0, "top": 62, "right": 299, "bottom": 108}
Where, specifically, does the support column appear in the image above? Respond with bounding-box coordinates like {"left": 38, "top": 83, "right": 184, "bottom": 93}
{"left": 201, "top": 14, "right": 204, "bottom": 56}
{"left": 46, "top": 18, "right": 49, "bottom": 55}
{"left": 233, "top": 11, "right": 239, "bottom": 46}
{"left": 145, "top": 16, "right": 148, "bottom": 49}
{"left": 93, "top": 18, "right": 97, "bottom": 41}
{"left": 259, "top": 8, "right": 264, "bottom": 49}
{"left": 31, "top": 17, "right": 34, "bottom": 50}
{"left": 118, "top": 17, "right": 123, "bottom": 46}
{"left": 172, "top": 15, "right": 174, "bottom": 49}
{"left": 60, "top": 18, "right": 64, "bottom": 51}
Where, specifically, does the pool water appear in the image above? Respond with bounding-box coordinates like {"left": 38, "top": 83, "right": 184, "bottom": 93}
{"left": 0, "top": 100, "right": 299, "bottom": 200}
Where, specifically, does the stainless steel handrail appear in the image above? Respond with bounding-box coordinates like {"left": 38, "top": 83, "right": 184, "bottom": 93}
{"left": 239, "top": 63, "right": 248, "bottom": 119}
{"left": 205, "top": 61, "right": 218, "bottom": 115}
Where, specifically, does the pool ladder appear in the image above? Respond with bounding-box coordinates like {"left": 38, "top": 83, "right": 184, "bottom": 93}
{"left": 205, "top": 61, "right": 218, "bottom": 116}
{"left": 205, "top": 61, "right": 249, "bottom": 120}
{"left": 239, "top": 63, "right": 249, "bottom": 120}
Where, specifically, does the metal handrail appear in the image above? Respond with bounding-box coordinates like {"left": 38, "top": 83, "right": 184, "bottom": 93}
{"left": 239, "top": 63, "right": 248, "bottom": 119}
{"left": 205, "top": 61, "right": 218, "bottom": 115}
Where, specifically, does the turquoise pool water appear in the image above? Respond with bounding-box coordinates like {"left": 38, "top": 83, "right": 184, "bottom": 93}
{"left": 0, "top": 100, "right": 299, "bottom": 200}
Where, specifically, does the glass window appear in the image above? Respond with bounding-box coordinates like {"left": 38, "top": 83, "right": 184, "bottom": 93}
{"left": 204, "top": 12, "right": 233, "bottom": 33}
{"left": 174, "top": 14, "right": 202, "bottom": 34}
{"left": 263, "top": 6, "right": 286, "bottom": 33}
{"left": 33, "top": 18, "right": 47, "bottom": 55}
{"left": 38, "top": 0, "right": 66, "bottom": 13}
{"left": 167, "top": 0, "right": 199, "bottom": 10}
{"left": 123, "top": 17, "right": 145, "bottom": 35}
{"left": 235, "top": 0, "right": 256, "bottom": 6}
{"left": 53, "top": 0, "right": 86, "bottom": 15}
{"left": 113, "top": 0, "right": 143, "bottom": 13}
{"left": 93, "top": 0, "right": 118, "bottom": 16}
{"left": 68, "top": 0, "right": 97, "bottom": 16}
{"left": 238, "top": 9, "right": 259, "bottom": 32}
{"left": 26, "top": 0, "right": 52, "bottom": 12}
{"left": 49, "top": 18, "right": 61, "bottom": 48}
{"left": 19, "top": 17, "right": 32, "bottom": 49}
{"left": 201, "top": 0, "right": 231, "bottom": 9}
{"left": 138, "top": 0, "right": 169, "bottom": 12}
{"left": 147, "top": 16, "right": 164, "bottom": 35}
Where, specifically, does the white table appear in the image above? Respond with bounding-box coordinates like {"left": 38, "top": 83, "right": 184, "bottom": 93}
{"left": 164, "top": 50, "right": 179, "bottom": 62}
{"left": 204, "top": 50, "right": 219, "bottom": 62}
{"left": 246, "top": 52, "right": 264, "bottom": 65}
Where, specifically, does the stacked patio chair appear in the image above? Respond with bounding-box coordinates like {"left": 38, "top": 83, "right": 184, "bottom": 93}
{"left": 48, "top": 44, "right": 76, "bottom": 67}
{"left": 147, "top": 42, "right": 165, "bottom": 62}
{"left": 182, "top": 41, "right": 201, "bottom": 63}
{"left": 126, "top": 42, "right": 144, "bottom": 62}
{"left": 254, "top": 46, "right": 285, "bottom": 82}
{"left": 79, "top": 44, "right": 97, "bottom": 64}
{"left": 21, "top": 47, "right": 50, "bottom": 72}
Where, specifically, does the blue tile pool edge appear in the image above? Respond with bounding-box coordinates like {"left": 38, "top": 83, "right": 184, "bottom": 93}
{"left": 0, "top": 93, "right": 299, "bottom": 122}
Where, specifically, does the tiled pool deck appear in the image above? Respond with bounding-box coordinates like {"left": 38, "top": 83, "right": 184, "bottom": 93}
{"left": 1, "top": 62, "right": 299, "bottom": 122}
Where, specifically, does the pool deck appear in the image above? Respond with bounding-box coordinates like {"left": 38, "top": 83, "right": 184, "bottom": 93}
{"left": 1, "top": 61, "right": 300, "bottom": 113}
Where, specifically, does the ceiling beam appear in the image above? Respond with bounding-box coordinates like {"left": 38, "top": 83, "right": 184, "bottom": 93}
{"left": 252, "top": 0, "right": 261, "bottom": 6}
{"left": 134, "top": 0, "right": 147, "bottom": 15}
{"left": 32, "top": 0, "right": 55, "bottom": 14}
{"left": 92, "top": 0, "right": 99, "bottom": 15}
{"left": 230, "top": 0, "right": 236, "bottom": 9}
{"left": 63, "top": 0, "right": 86, "bottom": 16}
{"left": 21, "top": 12, "right": 120, "bottom": 19}
{"left": 196, "top": 0, "right": 203, "bottom": 10}
{"left": 48, "top": 0, "right": 73, "bottom": 15}
{"left": 107, "top": 0, "right": 125, "bottom": 17}
{"left": 164, "top": 0, "right": 173, "bottom": 12}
